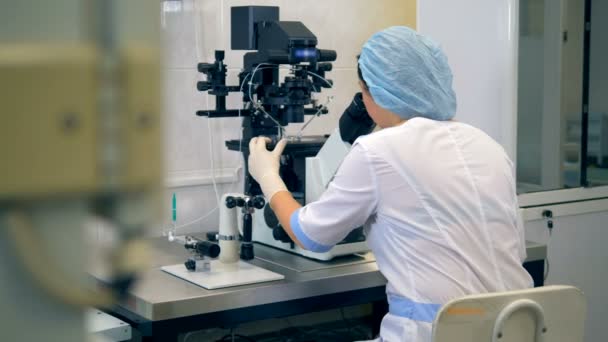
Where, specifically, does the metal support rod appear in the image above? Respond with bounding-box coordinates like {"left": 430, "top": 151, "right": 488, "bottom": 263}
{"left": 196, "top": 109, "right": 252, "bottom": 118}
{"left": 240, "top": 212, "right": 254, "bottom": 260}
{"left": 216, "top": 96, "right": 226, "bottom": 112}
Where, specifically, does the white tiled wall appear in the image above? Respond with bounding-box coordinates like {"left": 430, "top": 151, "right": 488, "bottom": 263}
{"left": 159, "top": 0, "right": 413, "bottom": 236}
{"left": 418, "top": 0, "right": 519, "bottom": 159}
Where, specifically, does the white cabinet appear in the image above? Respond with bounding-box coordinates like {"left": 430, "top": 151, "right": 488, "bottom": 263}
{"left": 524, "top": 203, "right": 608, "bottom": 342}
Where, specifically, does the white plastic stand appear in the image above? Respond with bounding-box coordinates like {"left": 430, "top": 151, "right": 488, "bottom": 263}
{"left": 161, "top": 260, "right": 284, "bottom": 290}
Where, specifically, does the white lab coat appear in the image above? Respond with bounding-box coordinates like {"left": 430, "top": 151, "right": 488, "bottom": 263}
{"left": 289, "top": 117, "right": 533, "bottom": 341}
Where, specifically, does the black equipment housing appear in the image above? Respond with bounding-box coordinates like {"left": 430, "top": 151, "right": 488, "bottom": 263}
{"left": 195, "top": 6, "right": 373, "bottom": 259}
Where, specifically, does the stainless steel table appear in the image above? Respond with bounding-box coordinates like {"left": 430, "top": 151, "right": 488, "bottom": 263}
{"left": 101, "top": 238, "right": 546, "bottom": 341}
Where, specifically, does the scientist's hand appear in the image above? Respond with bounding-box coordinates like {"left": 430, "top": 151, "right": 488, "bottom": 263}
{"left": 248, "top": 137, "right": 289, "bottom": 201}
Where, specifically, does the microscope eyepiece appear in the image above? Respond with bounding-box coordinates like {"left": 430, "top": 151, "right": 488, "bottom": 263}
{"left": 317, "top": 49, "right": 337, "bottom": 62}
{"left": 339, "top": 92, "right": 376, "bottom": 145}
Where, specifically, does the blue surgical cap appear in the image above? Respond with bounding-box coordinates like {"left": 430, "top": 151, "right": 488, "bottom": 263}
{"left": 359, "top": 26, "right": 457, "bottom": 121}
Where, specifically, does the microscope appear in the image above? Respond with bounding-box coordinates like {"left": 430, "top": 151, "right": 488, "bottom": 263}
{"left": 195, "top": 6, "right": 376, "bottom": 262}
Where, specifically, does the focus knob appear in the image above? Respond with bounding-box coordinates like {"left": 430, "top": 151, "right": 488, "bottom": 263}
{"left": 184, "top": 259, "right": 196, "bottom": 271}
{"left": 197, "top": 81, "right": 211, "bottom": 91}
{"left": 273, "top": 226, "right": 293, "bottom": 244}
{"left": 197, "top": 62, "right": 215, "bottom": 73}
{"left": 252, "top": 196, "right": 266, "bottom": 210}
{"left": 225, "top": 196, "right": 237, "bottom": 209}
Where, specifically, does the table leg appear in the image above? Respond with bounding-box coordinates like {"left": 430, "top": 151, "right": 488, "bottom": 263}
{"left": 370, "top": 299, "right": 388, "bottom": 337}
{"left": 523, "top": 259, "right": 545, "bottom": 287}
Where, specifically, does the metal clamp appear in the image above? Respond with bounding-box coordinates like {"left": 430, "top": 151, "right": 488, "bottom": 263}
{"left": 217, "top": 234, "right": 239, "bottom": 241}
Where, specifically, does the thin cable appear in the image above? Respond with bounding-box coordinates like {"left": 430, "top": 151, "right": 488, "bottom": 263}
{"left": 296, "top": 96, "right": 334, "bottom": 138}
{"left": 248, "top": 63, "right": 279, "bottom": 95}
{"left": 247, "top": 66, "right": 331, "bottom": 139}
{"left": 166, "top": 86, "right": 258, "bottom": 235}
{"left": 247, "top": 63, "right": 286, "bottom": 137}
{"left": 307, "top": 71, "right": 334, "bottom": 88}
{"left": 162, "top": 68, "right": 283, "bottom": 236}
{"left": 192, "top": 0, "right": 203, "bottom": 63}
{"left": 195, "top": 0, "right": 222, "bottom": 207}
{"left": 170, "top": 65, "right": 325, "bottom": 234}
{"left": 238, "top": 70, "right": 257, "bottom": 155}
{"left": 207, "top": 118, "right": 222, "bottom": 206}
{"left": 247, "top": 63, "right": 275, "bottom": 103}
{"left": 165, "top": 164, "right": 243, "bottom": 234}
{"left": 163, "top": 0, "right": 222, "bottom": 236}
{"left": 291, "top": 71, "right": 335, "bottom": 138}
{"left": 196, "top": 0, "right": 220, "bottom": 207}
{"left": 257, "top": 106, "right": 285, "bottom": 138}
{"left": 171, "top": 207, "right": 218, "bottom": 231}
{"left": 197, "top": 1, "right": 220, "bottom": 207}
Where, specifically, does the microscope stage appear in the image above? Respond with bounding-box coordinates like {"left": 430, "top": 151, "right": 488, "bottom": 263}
{"left": 226, "top": 135, "right": 328, "bottom": 155}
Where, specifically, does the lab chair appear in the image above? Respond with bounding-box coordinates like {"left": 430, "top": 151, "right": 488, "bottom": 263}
{"left": 432, "top": 285, "right": 586, "bottom": 342}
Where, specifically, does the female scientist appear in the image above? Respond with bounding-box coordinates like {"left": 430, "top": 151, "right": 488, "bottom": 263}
{"left": 248, "top": 26, "right": 533, "bottom": 341}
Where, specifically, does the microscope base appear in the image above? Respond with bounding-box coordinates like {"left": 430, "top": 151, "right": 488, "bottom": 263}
{"left": 161, "top": 260, "right": 284, "bottom": 290}
{"left": 255, "top": 239, "right": 369, "bottom": 261}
